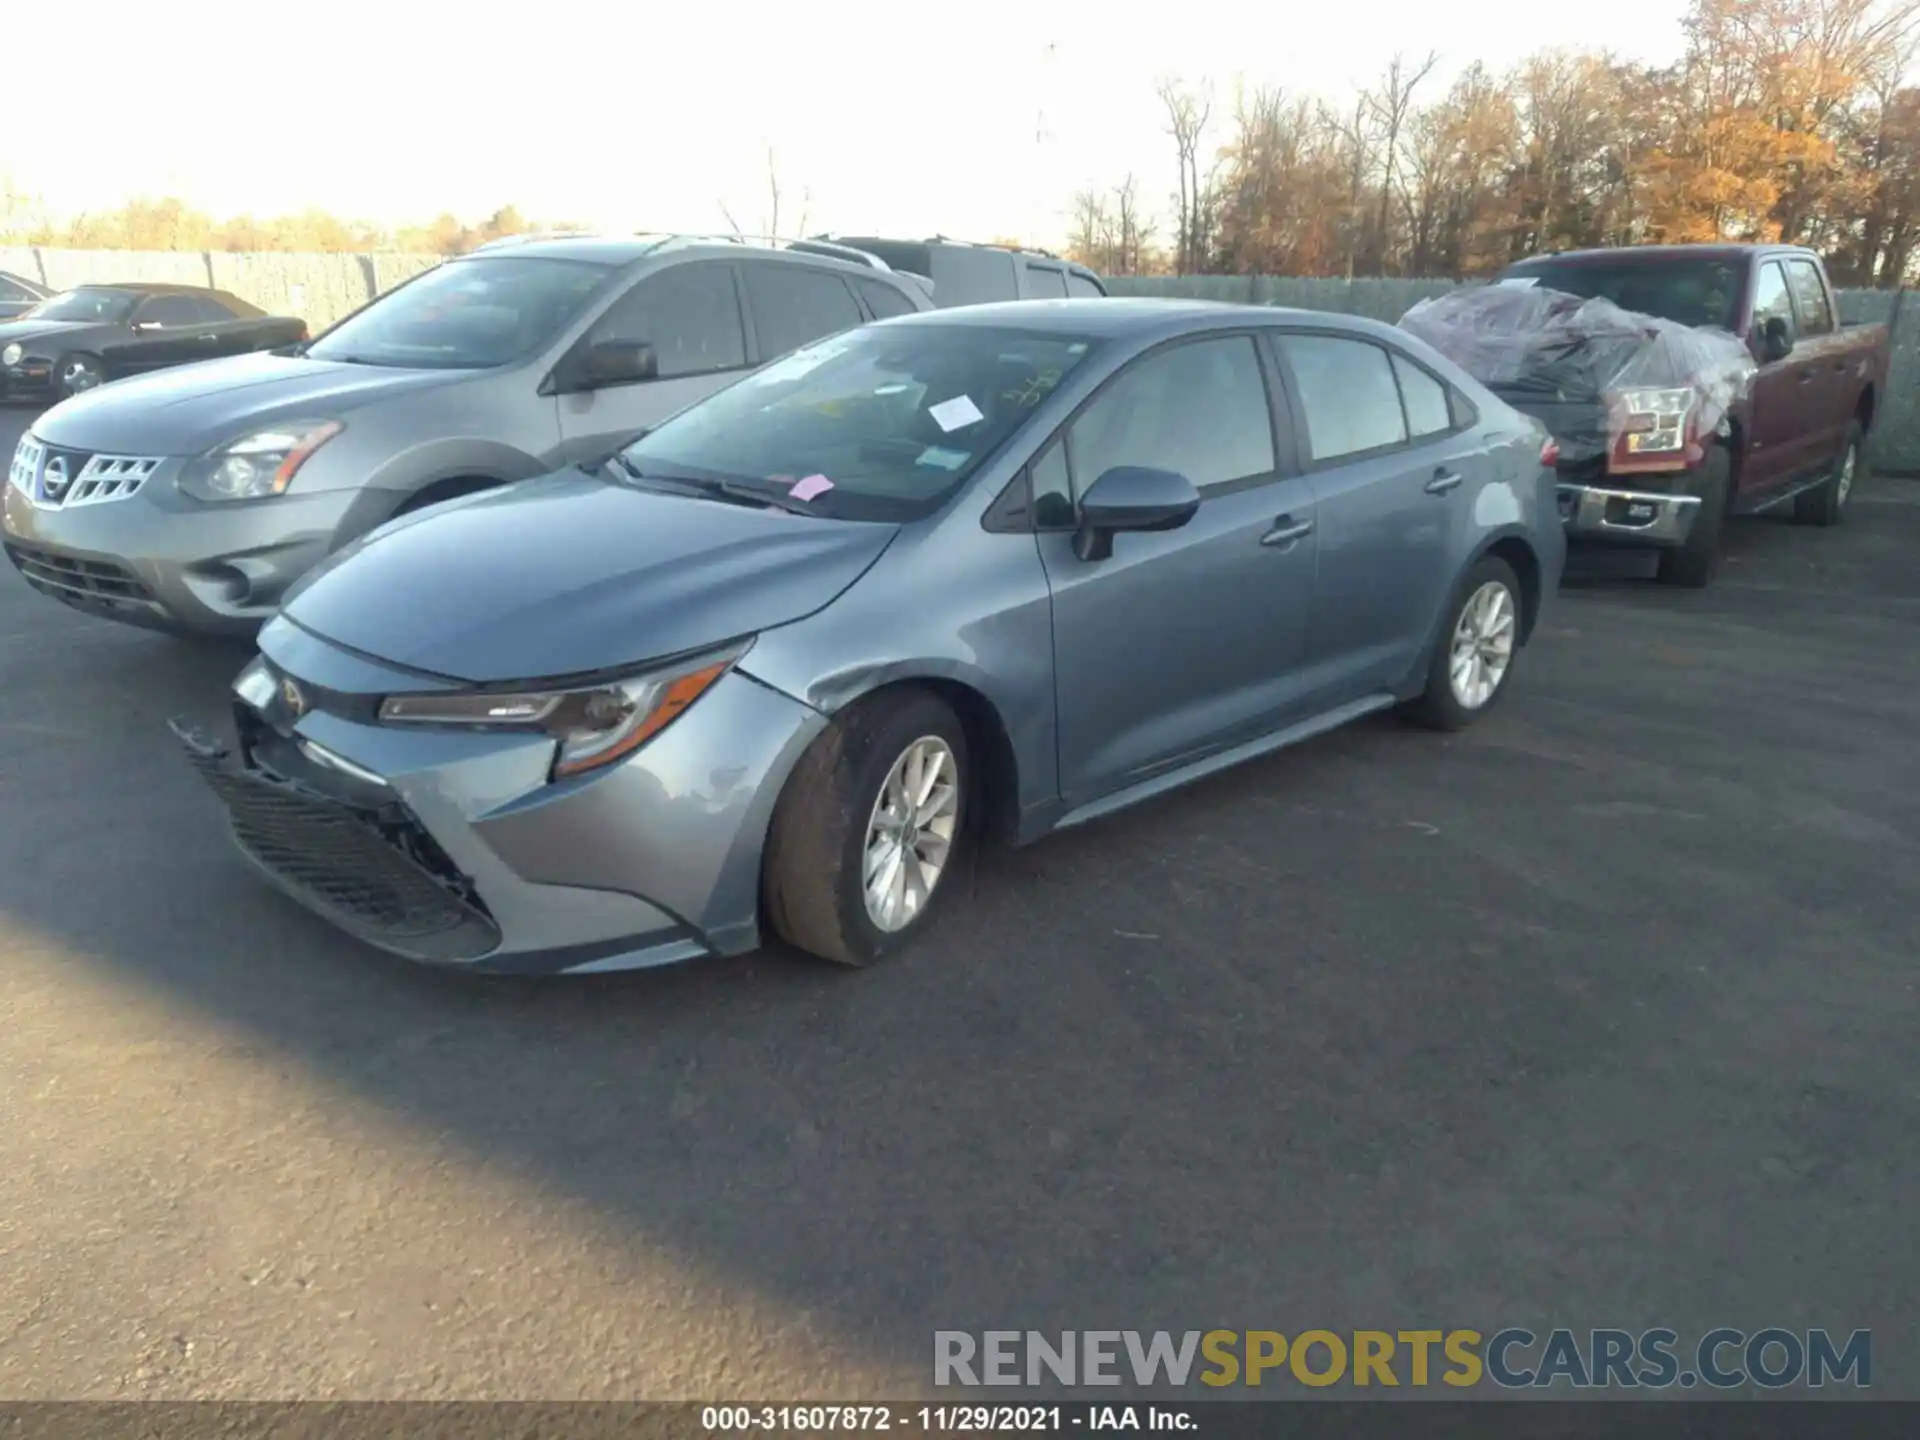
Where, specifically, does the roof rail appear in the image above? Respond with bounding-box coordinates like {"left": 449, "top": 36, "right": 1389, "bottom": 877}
{"left": 921, "top": 234, "right": 1069, "bottom": 263}
{"left": 662, "top": 232, "right": 896, "bottom": 271}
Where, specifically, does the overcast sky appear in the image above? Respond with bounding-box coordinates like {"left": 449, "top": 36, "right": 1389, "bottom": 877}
{"left": 9, "top": 0, "right": 1691, "bottom": 248}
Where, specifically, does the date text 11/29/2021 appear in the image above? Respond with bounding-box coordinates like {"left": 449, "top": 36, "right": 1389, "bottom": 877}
{"left": 701, "top": 1405, "right": 1190, "bottom": 1432}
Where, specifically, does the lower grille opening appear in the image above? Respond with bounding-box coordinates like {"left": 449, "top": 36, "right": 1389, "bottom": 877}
{"left": 4, "top": 542, "right": 152, "bottom": 603}
{"left": 177, "top": 728, "right": 500, "bottom": 962}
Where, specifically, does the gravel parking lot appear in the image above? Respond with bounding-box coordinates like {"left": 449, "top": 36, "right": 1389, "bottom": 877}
{"left": 1, "top": 403, "right": 1916, "bottom": 1400}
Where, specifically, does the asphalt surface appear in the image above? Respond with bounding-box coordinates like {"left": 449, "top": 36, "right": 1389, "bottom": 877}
{"left": 1, "top": 403, "right": 1916, "bottom": 1401}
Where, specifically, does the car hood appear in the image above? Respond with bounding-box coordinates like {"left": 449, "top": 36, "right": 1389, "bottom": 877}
{"left": 280, "top": 470, "right": 901, "bottom": 685}
{"left": 0, "top": 318, "right": 105, "bottom": 349}
{"left": 30, "top": 351, "right": 473, "bottom": 455}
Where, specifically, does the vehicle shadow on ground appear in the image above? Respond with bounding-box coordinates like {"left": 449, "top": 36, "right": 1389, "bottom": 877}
{"left": 1, "top": 476, "right": 1918, "bottom": 1395}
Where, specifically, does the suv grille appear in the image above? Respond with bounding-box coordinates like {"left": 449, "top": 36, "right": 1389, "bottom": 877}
{"left": 9, "top": 439, "right": 163, "bottom": 509}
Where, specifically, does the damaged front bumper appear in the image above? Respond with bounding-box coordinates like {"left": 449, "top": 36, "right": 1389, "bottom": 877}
{"left": 169, "top": 625, "right": 830, "bottom": 975}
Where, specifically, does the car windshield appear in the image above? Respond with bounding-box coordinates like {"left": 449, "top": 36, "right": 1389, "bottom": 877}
{"left": 1500, "top": 260, "right": 1742, "bottom": 331}
{"left": 617, "top": 323, "right": 1101, "bottom": 522}
{"left": 305, "top": 256, "right": 614, "bottom": 369}
{"left": 20, "top": 288, "right": 138, "bottom": 324}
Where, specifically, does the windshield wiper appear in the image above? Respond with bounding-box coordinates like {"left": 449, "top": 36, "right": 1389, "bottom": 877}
{"left": 603, "top": 455, "right": 821, "bottom": 516}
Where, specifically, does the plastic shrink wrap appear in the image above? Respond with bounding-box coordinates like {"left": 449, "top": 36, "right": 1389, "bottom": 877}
{"left": 1399, "top": 283, "right": 1755, "bottom": 471}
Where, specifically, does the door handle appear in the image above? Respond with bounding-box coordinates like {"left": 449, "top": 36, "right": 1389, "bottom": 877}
{"left": 1424, "top": 467, "right": 1464, "bottom": 495}
{"left": 1260, "top": 516, "right": 1314, "bottom": 547}
{"left": 199, "top": 334, "right": 218, "bottom": 342}
{"left": 1798, "top": 371, "right": 1816, "bottom": 383}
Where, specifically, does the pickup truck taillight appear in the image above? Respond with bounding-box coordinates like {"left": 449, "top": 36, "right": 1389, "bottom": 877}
{"left": 1539, "top": 437, "right": 1560, "bottom": 467}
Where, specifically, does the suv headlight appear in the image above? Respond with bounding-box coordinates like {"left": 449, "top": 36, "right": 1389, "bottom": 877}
{"left": 179, "top": 420, "right": 343, "bottom": 501}
{"left": 1614, "top": 387, "right": 1693, "bottom": 454}
{"left": 1, "top": 343, "right": 21, "bottom": 367}
{"left": 377, "top": 642, "right": 750, "bottom": 780}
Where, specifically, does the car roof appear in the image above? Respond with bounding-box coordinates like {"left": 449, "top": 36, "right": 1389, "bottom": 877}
{"left": 878, "top": 296, "right": 1404, "bottom": 343}
{"left": 452, "top": 233, "right": 915, "bottom": 278}
{"left": 1506, "top": 244, "right": 1809, "bottom": 266}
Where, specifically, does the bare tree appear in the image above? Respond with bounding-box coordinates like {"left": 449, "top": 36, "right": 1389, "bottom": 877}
{"left": 717, "top": 148, "right": 811, "bottom": 239}
{"left": 1363, "top": 51, "right": 1440, "bottom": 274}
{"left": 1158, "top": 77, "right": 1213, "bottom": 273}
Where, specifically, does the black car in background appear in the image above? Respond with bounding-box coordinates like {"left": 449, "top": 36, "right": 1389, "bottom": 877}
{"left": 0, "top": 270, "right": 51, "bottom": 321}
{"left": 0, "top": 283, "right": 308, "bottom": 402}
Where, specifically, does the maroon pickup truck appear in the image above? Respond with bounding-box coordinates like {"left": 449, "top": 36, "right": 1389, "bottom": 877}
{"left": 1408, "top": 244, "right": 1889, "bottom": 587}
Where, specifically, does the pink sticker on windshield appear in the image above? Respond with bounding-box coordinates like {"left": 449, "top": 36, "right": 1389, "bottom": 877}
{"left": 790, "top": 474, "right": 835, "bottom": 502}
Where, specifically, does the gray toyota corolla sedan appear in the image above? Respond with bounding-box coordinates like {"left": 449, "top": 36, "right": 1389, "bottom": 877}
{"left": 172, "top": 299, "right": 1567, "bottom": 973}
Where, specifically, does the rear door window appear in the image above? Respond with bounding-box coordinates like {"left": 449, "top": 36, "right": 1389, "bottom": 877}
{"left": 742, "top": 262, "right": 865, "bottom": 360}
{"left": 1276, "top": 334, "right": 1409, "bottom": 461}
{"left": 1025, "top": 264, "right": 1070, "bottom": 298}
{"left": 589, "top": 262, "right": 748, "bottom": 378}
{"left": 1065, "top": 272, "right": 1104, "bottom": 298}
{"left": 853, "top": 276, "right": 917, "bottom": 320}
{"left": 1390, "top": 352, "right": 1454, "bottom": 439}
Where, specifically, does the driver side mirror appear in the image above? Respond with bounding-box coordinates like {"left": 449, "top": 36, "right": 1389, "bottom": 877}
{"left": 1072, "top": 466, "right": 1201, "bottom": 562}
{"left": 1758, "top": 315, "right": 1795, "bottom": 363}
{"left": 572, "top": 340, "right": 658, "bottom": 391}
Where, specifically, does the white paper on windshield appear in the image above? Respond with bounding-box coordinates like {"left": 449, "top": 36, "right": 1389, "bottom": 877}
{"left": 916, "top": 445, "right": 969, "bottom": 471}
{"left": 1494, "top": 277, "right": 1539, "bottom": 288}
{"left": 928, "top": 395, "right": 985, "bottom": 432}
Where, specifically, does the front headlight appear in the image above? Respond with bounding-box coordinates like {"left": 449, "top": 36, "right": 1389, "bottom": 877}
{"left": 1, "top": 343, "right": 21, "bottom": 367}
{"left": 179, "top": 419, "right": 343, "bottom": 501}
{"left": 377, "top": 642, "right": 749, "bottom": 780}
{"left": 1615, "top": 387, "right": 1693, "bottom": 454}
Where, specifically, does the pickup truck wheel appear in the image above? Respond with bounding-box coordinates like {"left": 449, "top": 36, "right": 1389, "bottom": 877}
{"left": 762, "top": 688, "right": 970, "bottom": 968}
{"left": 1792, "top": 424, "right": 1860, "bottom": 528}
{"left": 1402, "top": 554, "right": 1522, "bottom": 732}
{"left": 1654, "top": 446, "right": 1731, "bottom": 589}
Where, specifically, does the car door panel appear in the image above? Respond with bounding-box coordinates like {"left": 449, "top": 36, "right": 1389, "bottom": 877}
{"left": 1744, "top": 259, "right": 1822, "bottom": 496}
{"left": 1036, "top": 333, "right": 1317, "bottom": 804}
{"left": 551, "top": 260, "right": 752, "bottom": 468}
{"left": 1271, "top": 332, "right": 1465, "bottom": 704}
{"left": 1783, "top": 258, "right": 1851, "bottom": 467}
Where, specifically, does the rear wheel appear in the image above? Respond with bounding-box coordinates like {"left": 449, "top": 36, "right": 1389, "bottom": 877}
{"left": 1654, "top": 445, "right": 1731, "bottom": 589}
{"left": 56, "top": 353, "right": 105, "bottom": 399}
{"left": 762, "top": 689, "right": 970, "bottom": 967}
{"left": 1402, "top": 554, "right": 1523, "bottom": 732}
{"left": 1792, "top": 423, "right": 1860, "bottom": 528}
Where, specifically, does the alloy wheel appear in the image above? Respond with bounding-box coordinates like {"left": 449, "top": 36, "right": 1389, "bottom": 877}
{"left": 1448, "top": 581, "right": 1517, "bottom": 710}
{"left": 862, "top": 736, "right": 960, "bottom": 933}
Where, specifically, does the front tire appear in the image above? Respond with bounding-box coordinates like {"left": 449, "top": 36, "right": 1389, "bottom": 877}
{"left": 56, "top": 352, "right": 105, "bottom": 399}
{"left": 1655, "top": 445, "right": 1732, "bottom": 588}
{"left": 1792, "top": 423, "right": 1860, "bottom": 528}
{"left": 762, "top": 688, "right": 970, "bottom": 967}
{"left": 1402, "top": 554, "right": 1523, "bottom": 732}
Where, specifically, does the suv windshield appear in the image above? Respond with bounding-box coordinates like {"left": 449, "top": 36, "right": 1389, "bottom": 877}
{"left": 21, "top": 288, "right": 138, "bottom": 324}
{"left": 617, "top": 323, "right": 1101, "bottom": 522}
{"left": 1499, "top": 259, "right": 1742, "bottom": 331}
{"left": 306, "top": 257, "right": 613, "bottom": 369}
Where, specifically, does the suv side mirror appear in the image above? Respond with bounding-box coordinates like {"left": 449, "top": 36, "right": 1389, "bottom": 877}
{"left": 576, "top": 340, "right": 658, "bottom": 390}
{"left": 1073, "top": 466, "right": 1201, "bottom": 561}
{"left": 1758, "top": 315, "right": 1795, "bottom": 363}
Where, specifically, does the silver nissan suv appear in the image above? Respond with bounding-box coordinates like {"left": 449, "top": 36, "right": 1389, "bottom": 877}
{"left": 3, "top": 234, "right": 936, "bottom": 637}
